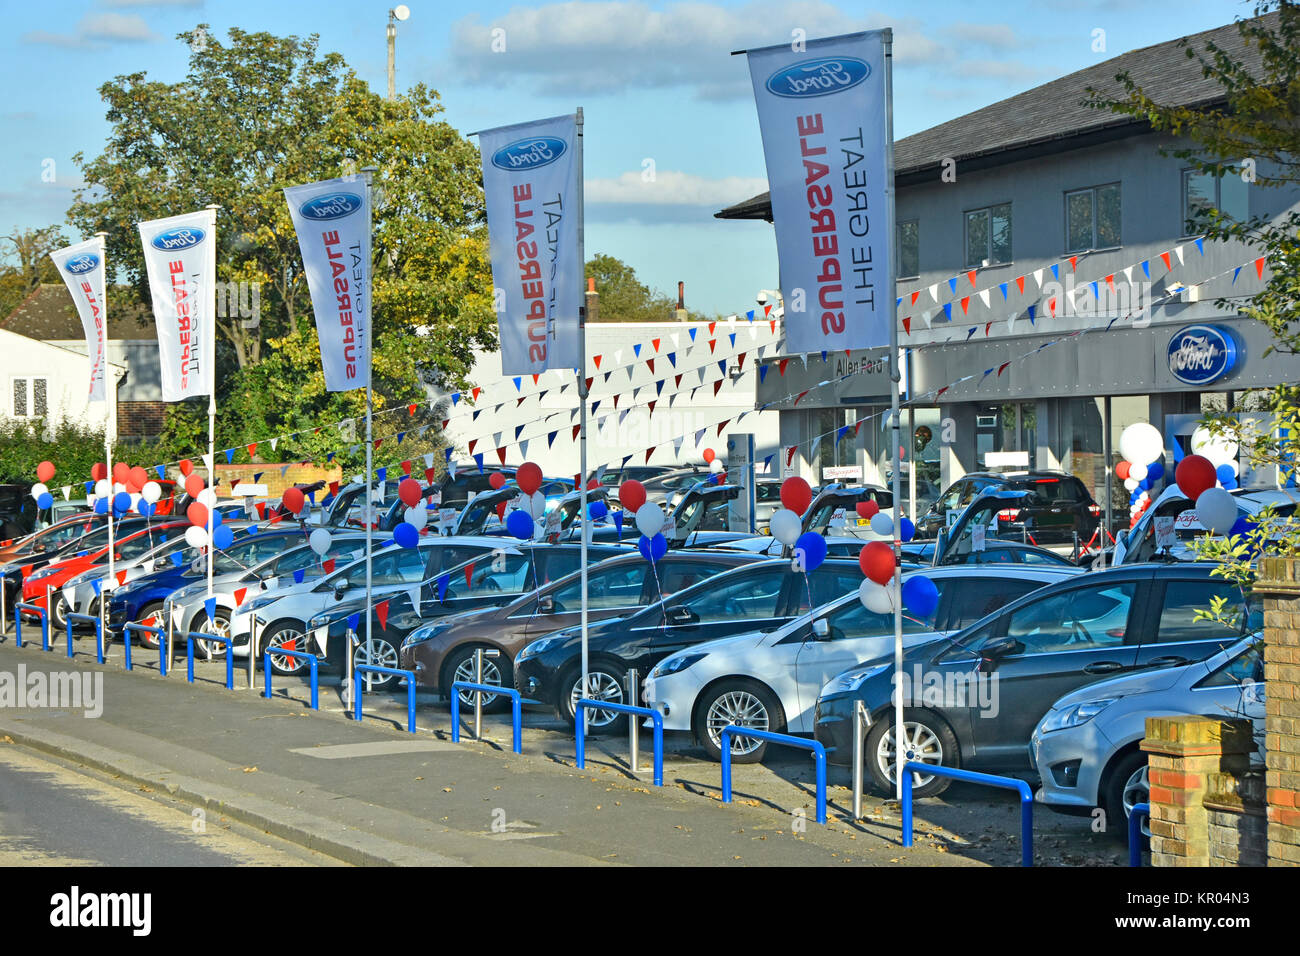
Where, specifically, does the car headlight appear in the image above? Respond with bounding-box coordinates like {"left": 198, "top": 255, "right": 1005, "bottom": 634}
{"left": 650, "top": 653, "right": 705, "bottom": 678}
{"left": 26, "top": 567, "right": 55, "bottom": 583}
{"left": 823, "top": 662, "right": 891, "bottom": 697}
{"left": 243, "top": 595, "right": 276, "bottom": 613}
{"left": 402, "top": 621, "right": 451, "bottom": 649}
{"left": 517, "top": 636, "right": 565, "bottom": 661}
{"left": 1038, "top": 698, "right": 1118, "bottom": 734}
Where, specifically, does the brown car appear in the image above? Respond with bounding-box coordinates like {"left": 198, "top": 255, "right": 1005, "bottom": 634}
{"left": 400, "top": 549, "right": 764, "bottom": 706}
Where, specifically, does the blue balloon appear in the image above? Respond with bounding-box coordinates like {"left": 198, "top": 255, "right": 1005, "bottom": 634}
{"left": 1216, "top": 463, "right": 1236, "bottom": 484}
{"left": 393, "top": 521, "right": 420, "bottom": 548}
{"left": 94, "top": 497, "right": 108, "bottom": 514}
{"left": 902, "top": 575, "right": 940, "bottom": 619}
{"left": 36, "top": 491, "right": 53, "bottom": 509}
{"left": 589, "top": 500, "right": 609, "bottom": 521}
{"left": 638, "top": 533, "right": 667, "bottom": 563}
{"left": 1221, "top": 475, "right": 1239, "bottom": 491}
{"left": 793, "top": 531, "right": 827, "bottom": 572}
{"left": 213, "top": 524, "right": 235, "bottom": 550}
{"left": 1228, "top": 516, "right": 1251, "bottom": 537}
{"left": 899, "top": 517, "right": 916, "bottom": 543}
{"left": 1146, "top": 461, "right": 1165, "bottom": 483}
{"left": 138, "top": 500, "right": 154, "bottom": 517}
{"left": 211, "top": 508, "right": 223, "bottom": 526}
{"left": 113, "top": 492, "right": 131, "bottom": 513}
{"left": 505, "top": 509, "right": 534, "bottom": 540}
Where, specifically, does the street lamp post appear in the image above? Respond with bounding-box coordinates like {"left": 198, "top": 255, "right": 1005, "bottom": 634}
{"left": 387, "top": 5, "right": 410, "bottom": 100}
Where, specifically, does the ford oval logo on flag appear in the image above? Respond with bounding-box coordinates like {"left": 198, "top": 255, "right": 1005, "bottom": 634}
{"left": 299, "top": 192, "right": 364, "bottom": 221}
{"left": 766, "top": 57, "right": 871, "bottom": 98}
{"left": 150, "top": 227, "right": 205, "bottom": 252}
{"left": 491, "top": 137, "right": 567, "bottom": 171}
{"left": 1167, "top": 324, "right": 1239, "bottom": 385}
{"left": 64, "top": 254, "right": 99, "bottom": 275}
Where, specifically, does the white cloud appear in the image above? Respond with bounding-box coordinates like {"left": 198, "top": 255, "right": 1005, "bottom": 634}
{"left": 24, "top": 12, "right": 157, "bottom": 48}
{"left": 587, "top": 170, "right": 767, "bottom": 206}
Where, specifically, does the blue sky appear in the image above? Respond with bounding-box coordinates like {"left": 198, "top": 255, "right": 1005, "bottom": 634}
{"left": 0, "top": 0, "right": 1253, "bottom": 315}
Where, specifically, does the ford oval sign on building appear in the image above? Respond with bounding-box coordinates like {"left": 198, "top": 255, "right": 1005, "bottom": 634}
{"left": 298, "top": 193, "right": 364, "bottom": 221}
{"left": 1167, "top": 324, "right": 1239, "bottom": 386}
{"left": 765, "top": 57, "right": 870, "bottom": 98}
{"left": 490, "top": 137, "right": 567, "bottom": 171}
{"left": 149, "top": 227, "right": 205, "bottom": 252}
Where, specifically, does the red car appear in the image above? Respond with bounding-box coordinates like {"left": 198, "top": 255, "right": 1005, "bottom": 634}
{"left": 20, "top": 521, "right": 188, "bottom": 620}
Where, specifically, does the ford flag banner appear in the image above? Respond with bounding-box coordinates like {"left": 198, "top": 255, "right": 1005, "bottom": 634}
{"left": 476, "top": 113, "right": 581, "bottom": 376}
{"left": 745, "top": 31, "right": 892, "bottom": 354}
{"left": 284, "top": 176, "right": 371, "bottom": 392}
{"left": 48, "top": 237, "right": 108, "bottom": 403}
{"left": 138, "top": 209, "right": 217, "bottom": 401}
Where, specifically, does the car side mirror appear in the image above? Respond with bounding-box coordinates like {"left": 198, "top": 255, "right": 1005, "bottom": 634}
{"left": 812, "top": 618, "right": 830, "bottom": 641}
{"left": 979, "top": 634, "right": 1022, "bottom": 669}
{"left": 666, "top": 605, "right": 695, "bottom": 626}
{"left": 333, "top": 579, "right": 349, "bottom": 599}
{"left": 538, "top": 594, "right": 555, "bottom": 613}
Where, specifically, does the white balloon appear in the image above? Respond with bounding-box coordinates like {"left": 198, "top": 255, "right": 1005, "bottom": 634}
{"left": 870, "top": 512, "right": 894, "bottom": 537}
{"left": 768, "top": 508, "right": 801, "bottom": 545}
{"left": 636, "top": 503, "right": 665, "bottom": 538}
{"left": 95, "top": 479, "right": 111, "bottom": 498}
{"left": 859, "top": 578, "right": 897, "bottom": 614}
{"left": 1190, "top": 426, "right": 1238, "bottom": 467}
{"left": 1120, "top": 423, "right": 1163, "bottom": 467}
{"left": 197, "top": 488, "right": 217, "bottom": 508}
{"left": 1128, "top": 463, "right": 1148, "bottom": 482}
{"left": 1124, "top": 477, "right": 1139, "bottom": 492}
{"left": 709, "top": 459, "right": 724, "bottom": 474}
{"left": 31, "top": 482, "right": 48, "bottom": 500}
{"left": 184, "top": 526, "right": 209, "bottom": 549}
{"left": 404, "top": 506, "right": 428, "bottom": 530}
{"left": 309, "top": 528, "right": 332, "bottom": 555}
{"left": 142, "top": 481, "right": 162, "bottom": 503}
{"left": 1195, "top": 487, "right": 1238, "bottom": 535}
{"left": 526, "top": 490, "right": 547, "bottom": 519}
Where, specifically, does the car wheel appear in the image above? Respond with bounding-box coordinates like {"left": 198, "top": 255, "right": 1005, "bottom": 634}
{"left": 560, "top": 663, "right": 627, "bottom": 734}
{"left": 194, "top": 608, "right": 231, "bottom": 658}
{"left": 864, "top": 709, "right": 957, "bottom": 798}
{"left": 444, "top": 645, "right": 511, "bottom": 712}
{"left": 134, "top": 603, "right": 166, "bottom": 649}
{"left": 694, "top": 680, "right": 784, "bottom": 764}
{"left": 353, "top": 634, "right": 402, "bottom": 691}
{"left": 262, "top": 622, "right": 313, "bottom": 676}
{"left": 1104, "top": 750, "right": 1150, "bottom": 841}
{"left": 52, "top": 592, "right": 71, "bottom": 630}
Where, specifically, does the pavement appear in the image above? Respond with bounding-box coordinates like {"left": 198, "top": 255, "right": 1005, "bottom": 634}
{"left": 0, "top": 629, "right": 1128, "bottom": 866}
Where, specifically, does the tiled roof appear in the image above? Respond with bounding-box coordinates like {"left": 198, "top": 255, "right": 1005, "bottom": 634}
{"left": 1, "top": 284, "right": 156, "bottom": 341}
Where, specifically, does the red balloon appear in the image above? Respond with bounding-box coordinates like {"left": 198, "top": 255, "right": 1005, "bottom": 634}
{"left": 619, "top": 480, "right": 647, "bottom": 512}
{"left": 517, "top": 462, "right": 543, "bottom": 495}
{"left": 855, "top": 500, "right": 880, "bottom": 520}
{"left": 113, "top": 462, "right": 130, "bottom": 485}
{"left": 90, "top": 462, "right": 107, "bottom": 482}
{"left": 282, "top": 486, "right": 306, "bottom": 514}
{"left": 859, "top": 541, "right": 896, "bottom": 586}
{"left": 184, "top": 474, "right": 205, "bottom": 499}
{"left": 780, "top": 476, "right": 812, "bottom": 515}
{"left": 130, "top": 466, "right": 148, "bottom": 491}
{"left": 186, "top": 502, "right": 208, "bottom": 527}
{"left": 398, "top": 478, "right": 422, "bottom": 507}
{"left": 702, "top": 448, "right": 716, "bottom": 464}
{"left": 488, "top": 472, "right": 506, "bottom": 490}
{"left": 36, "top": 461, "right": 55, "bottom": 483}
{"left": 179, "top": 459, "right": 194, "bottom": 477}
{"left": 1175, "top": 455, "right": 1217, "bottom": 501}
{"left": 1115, "top": 460, "right": 1131, "bottom": 480}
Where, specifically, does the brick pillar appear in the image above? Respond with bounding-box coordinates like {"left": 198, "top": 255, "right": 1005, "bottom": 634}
{"left": 1141, "top": 715, "right": 1255, "bottom": 866}
{"left": 1255, "top": 556, "right": 1300, "bottom": 866}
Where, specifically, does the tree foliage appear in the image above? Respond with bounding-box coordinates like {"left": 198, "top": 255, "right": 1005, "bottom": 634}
{"left": 585, "top": 253, "right": 677, "bottom": 323}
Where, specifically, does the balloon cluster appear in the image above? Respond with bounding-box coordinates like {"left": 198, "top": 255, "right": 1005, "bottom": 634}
{"left": 391, "top": 478, "right": 429, "bottom": 547}
{"left": 182, "top": 474, "right": 222, "bottom": 548}
{"left": 502, "top": 462, "right": 548, "bottom": 540}
{"left": 703, "top": 448, "right": 725, "bottom": 480}
{"left": 857, "top": 541, "right": 936, "bottom": 617}
{"left": 30, "top": 461, "right": 56, "bottom": 510}
{"left": 1174, "top": 453, "right": 1239, "bottom": 537}
{"left": 1116, "top": 423, "right": 1166, "bottom": 527}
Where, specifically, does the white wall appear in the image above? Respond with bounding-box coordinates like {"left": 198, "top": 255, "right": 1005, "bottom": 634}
{"left": 0, "top": 329, "right": 122, "bottom": 439}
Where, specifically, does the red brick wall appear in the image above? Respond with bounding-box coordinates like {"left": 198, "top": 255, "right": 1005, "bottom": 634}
{"left": 117, "top": 401, "right": 166, "bottom": 440}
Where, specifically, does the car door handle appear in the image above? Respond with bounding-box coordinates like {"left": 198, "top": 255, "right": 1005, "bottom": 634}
{"left": 1147, "top": 656, "right": 1189, "bottom": 668}
{"left": 1083, "top": 661, "right": 1123, "bottom": 674}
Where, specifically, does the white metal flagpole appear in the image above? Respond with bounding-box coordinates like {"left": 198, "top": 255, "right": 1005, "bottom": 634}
{"left": 95, "top": 231, "right": 113, "bottom": 644}
{"left": 361, "top": 166, "right": 378, "bottom": 704}
{"left": 204, "top": 206, "right": 219, "bottom": 622}
{"left": 575, "top": 107, "right": 590, "bottom": 728}
{"left": 881, "top": 30, "right": 907, "bottom": 803}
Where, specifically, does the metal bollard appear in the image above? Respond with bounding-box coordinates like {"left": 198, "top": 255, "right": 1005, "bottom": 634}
{"left": 852, "top": 700, "right": 873, "bottom": 820}
{"left": 627, "top": 669, "right": 640, "bottom": 774}
{"left": 474, "top": 648, "right": 484, "bottom": 742}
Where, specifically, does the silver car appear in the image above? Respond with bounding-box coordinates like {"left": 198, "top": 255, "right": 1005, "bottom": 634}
{"left": 1031, "top": 633, "right": 1264, "bottom": 834}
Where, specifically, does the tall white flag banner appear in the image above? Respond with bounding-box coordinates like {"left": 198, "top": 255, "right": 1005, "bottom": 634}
{"left": 48, "top": 237, "right": 108, "bottom": 402}
{"left": 745, "top": 32, "right": 892, "bottom": 354}
{"left": 476, "top": 113, "right": 581, "bottom": 376}
{"left": 284, "top": 176, "right": 371, "bottom": 392}
{"left": 138, "top": 210, "right": 217, "bottom": 401}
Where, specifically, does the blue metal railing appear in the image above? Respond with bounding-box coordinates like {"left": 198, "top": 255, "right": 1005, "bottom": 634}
{"left": 262, "top": 649, "right": 319, "bottom": 710}
{"left": 65, "top": 613, "right": 104, "bottom": 664}
{"left": 1129, "top": 802, "right": 1150, "bottom": 867}
{"left": 575, "top": 699, "right": 664, "bottom": 787}
{"left": 720, "top": 726, "right": 825, "bottom": 823}
{"left": 185, "top": 631, "right": 234, "bottom": 690}
{"left": 123, "top": 622, "right": 165, "bottom": 675}
{"left": 354, "top": 665, "right": 417, "bottom": 733}
{"left": 902, "top": 762, "right": 1034, "bottom": 866}
{"left": 451, "top": 681, "right": 523, "bottom": 754}
{"left": 15, "top": 602, "right": 48, "bottom": 651}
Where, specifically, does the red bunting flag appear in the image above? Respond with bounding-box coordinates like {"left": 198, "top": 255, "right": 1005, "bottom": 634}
{"left": 408, "top": 403, "right": 417, "bottom": 416}
{"left": 716, "top": 420, "right": 729, "bottom": 435}
{"left": 585, "top": 377, "right": 594, "bottom": 391}
{"left": 674, "top": 374, "right": 683, "bottom": 387}
{"left": 786, "top": 446, "right": 798, "bottom": 467}
{"left": 1105, "top": 274, "right": 1115, "bottom": 290}
{"left": 712, "top": 380, "right": 723, "bottom": 396}
{"left": 464, "top": 563, "right": 475, "bottom": 588}
{"left": 329, "top": 480, "right": 339, "bottom": 496}
{"left": 234, "top": 587, "right": 247, "bottom": 607}
{"left": 471, "top": 386, "right": 481, "bottom": 402}
{"left": 376, "top": 600, "right": 390, "bottom": 631}
{"left": 937, "top": 386, "right": 949, "bottom": 398}
{"left": 572, "top": 425, "right": 581, "bottom": 440}
{"left": 1068, "top": 255, "right": 1078, "bottom": 272}
{"left": 769, "top": 319, "right": 776, "bottom": 333}
{"left": 468, "top": 439, "right": 477, "bottom": 455}
{"left": 401, "top": 460, "right": 412, "bottom": 475}
{"left": 255, "top": 502, "right": 267, "bottom": 520}
{"left": 708, "top": 321, "right": 716, "bottom": 334}
{"left": 910, "top": 291, "right": 920, "bottom": 306}
{"left": 1048, "top": 297, "right": 1057, "bottom": 317}
{"left": 794, "top": 389, "right": 809, "bottom": 406}
{"left": 424, "top": 467, "right": 435, "bottom": 483}
{"left": 1255, "top": 256, "right": 1266, "bottom": 278}
{"left": 997, "top": 361, "right": 1011, "bottom": 376}
{"left": 737, "top": 352, "right": 747, "bottom": 369}
{"left": 496, "top": 447, "right": 507, "bottom": 465}
{"left": 778, "top": 358, "right": 789, "bottom": 376}
{"left": 1160, "top": 251, "right": 1173, "bottom": 271}
{"left": 322, "top": 559, "right": 335, "bottom": 574}
{"left": 116, "top": 570, "right": 127, "bottom": 586}
{"left": 373, "top": 438, "right": 383, "bottom": 450}
{"left": 960, "top": 296, "right": 970, "bottom": 315}
{"left": 985, "top": 322, "right": 992, "bottom": 336}
{"left": 496, "top": 501, "right": 507, "bottom": 522}
{"left": 652, "top": 338, "right": 660, "bottom": 352}
{"left": 441, "top": 419, "right": 450, "bottom": 430}
{"left": 708, "top": 340, "right": 716, "bottom": 353}
{"left": 763, "top": 304, "right": 772, "bottom": 316}
{"left": 645, "top": 447, "right": 655, "bottom": 464}
{"left": 967, "top": 269, "right": 977, "bottom": 287}
{"left": 1015, "top": 275, "right": 1025, "bottom": 294}
{"left": 532, "top": 374, "right": 539, "bottom": 385}
{"left": 648, "top": 400, "right": 657, "bottom": 413}
{"left": 647, "top": 358, "right": 655, "bottom": 374}
{"left": 902, "top": 317, "right": 911, "bottom": 335}
{"left": 247, "top": 442, "right": 258, "bottom": 458}
{"left": 593, "top": 354, "right": 602, "bottom": 369}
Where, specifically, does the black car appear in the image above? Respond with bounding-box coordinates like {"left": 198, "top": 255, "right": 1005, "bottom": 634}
{"left": 915, "top": 471, "right": 1100, "bottom": 545}
{"left": 513, "top": 557, "right": 866, "bottom": 732}
{"left": 899, "top": 539, "right": 1077, "bottom": 568}
{"left": 0, "top": 484, "right": 38, "bottom": 540}
{"left": 309, "top": 541, "right": 629, "bottom": 687}
{"left": 813, "top": 562, "right": 1259, "bottom": 796}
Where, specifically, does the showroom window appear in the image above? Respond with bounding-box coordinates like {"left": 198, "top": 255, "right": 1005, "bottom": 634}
{"left": 964, "top": 203, "right": 1012, "bottom": 268}
{"left": 1065, "top": 183, "right": 1121, "bottom": 253}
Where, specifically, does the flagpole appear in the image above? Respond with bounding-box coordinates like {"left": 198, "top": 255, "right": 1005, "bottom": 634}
{"left": 575, "top": 107, "right": 590, "bottom": 730}
{"left": 96, "top": 231, "right": 113, "bottom": 645}
{"left": 205, "top": 207, "right": 219, "bottom": 625}
{"left": 882, "top": 31, "right": 907, "bottom": 802}
{"left": 361, "top": 166, "right": 378, "bottom": 707}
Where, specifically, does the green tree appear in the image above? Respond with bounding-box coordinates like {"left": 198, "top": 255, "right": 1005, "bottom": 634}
{"left": 1088, "top": 1, "right": 1300, "bottom": 599}
{"left": 0, "top": 225, "right": 66, "bottom": 318}
{"left": 585, "top": 253, "right": 676, "bottom": 322}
